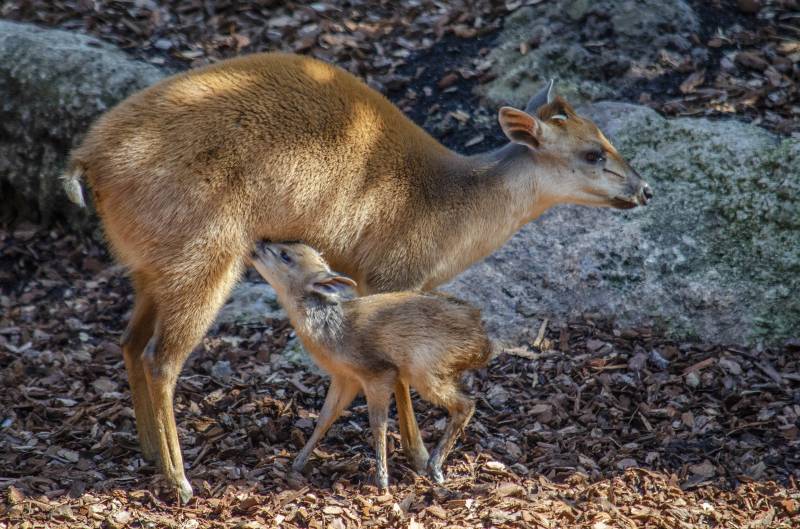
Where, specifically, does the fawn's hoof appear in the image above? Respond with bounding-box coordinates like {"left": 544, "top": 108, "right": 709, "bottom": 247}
{"left": 176, "top": 476, "right": 194, "bottom": 504}
{"left": 286, "top": 470, "right": 308, "bottom": 489}
{"left": 405, "top": 446, "right": 430, "bottom": 473}
{"left": 291, "top": 458, "right": 306, "bottom": 474}
{"left": 427, "top": 463, "right": 445, "bottom": 485}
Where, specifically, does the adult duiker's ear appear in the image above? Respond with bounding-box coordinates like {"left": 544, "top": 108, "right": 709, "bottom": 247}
{"left": 498, "top": 107, "right": 543, "bottom": 149}
{"left": 308, "top": 274, "right": 358, "bottom": 303}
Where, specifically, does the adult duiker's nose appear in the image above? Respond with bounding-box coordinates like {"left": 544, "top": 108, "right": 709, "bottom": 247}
{"left": 640, "top": 183, "right": 654, "bottom": 205}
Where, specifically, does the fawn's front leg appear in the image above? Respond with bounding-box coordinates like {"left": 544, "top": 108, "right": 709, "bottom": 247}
{"left": 293, "top": 376, "right": 360, "bottom": 472}
{"left": 395, "top": 381, "right": 429, "bottom": 471}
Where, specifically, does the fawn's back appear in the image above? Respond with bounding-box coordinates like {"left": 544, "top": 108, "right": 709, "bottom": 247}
{"left": 351, "top": 292, "right": 491, "bottom": 366}
{"left": 301, "top": 292, "right": 493, "bottom": 385}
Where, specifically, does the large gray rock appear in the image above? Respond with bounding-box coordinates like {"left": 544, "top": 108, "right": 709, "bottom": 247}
{"left": 445, "top": 103, "right": 799, "bottom": 347}
{"left": 216, "top": 281, "right": 318, "bottom": 368}
{"left": 482, "top": 1, "right": 699, "bottom": 106}
{"left": 217, "top": 282, "right": 285, "bottom": 325}
{"left": 0, "top": 21, "right": 165, "bottom": 224}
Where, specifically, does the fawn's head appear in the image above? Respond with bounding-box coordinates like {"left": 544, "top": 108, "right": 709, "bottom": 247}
{"left": 497, "top": 81, "right": 652, "bottom": 210}
{"left": 250, "top": 241, "right": 358, "bottom": 305}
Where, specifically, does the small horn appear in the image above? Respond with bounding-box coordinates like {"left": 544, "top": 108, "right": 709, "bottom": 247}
{"left": 524, "top": 79, "right": 555, "bottom": 114}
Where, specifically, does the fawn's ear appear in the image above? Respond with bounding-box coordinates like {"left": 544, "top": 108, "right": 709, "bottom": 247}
{"left": 498, "top": 106, "right": 543, "bottom": 149}
{"left": 307, "top": 274, "right": 358, "bottom": 302}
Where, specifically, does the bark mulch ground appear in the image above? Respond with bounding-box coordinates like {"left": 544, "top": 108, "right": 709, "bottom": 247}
{"left": 1, "top": 226, "right": 799, "bottom": 528}
{"left": 1, "top": 1, "right": 799, "bottom": 527}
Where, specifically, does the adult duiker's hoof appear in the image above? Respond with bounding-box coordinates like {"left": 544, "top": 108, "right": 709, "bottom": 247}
{"left": 374, "top": 471, "right": 389, "bottom": 490}
{"left": 177, "top": 476, "right": 194, "bottom": 504}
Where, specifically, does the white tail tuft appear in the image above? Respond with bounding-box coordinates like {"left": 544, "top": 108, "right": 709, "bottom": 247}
{"left": 62, "top": 166, "right": 86, "bottom": 208}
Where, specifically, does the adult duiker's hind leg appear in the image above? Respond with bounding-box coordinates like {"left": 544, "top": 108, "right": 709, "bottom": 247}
{"left": 143, "top": 254, "right": 243, "bottom": 503}
{"left": 121, "top": 271, "right": 159, "bottom": 461}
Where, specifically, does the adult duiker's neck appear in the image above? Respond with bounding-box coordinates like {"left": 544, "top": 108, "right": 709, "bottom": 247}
{"left": 416, "top": 142, "right": 553, "bottom": 289}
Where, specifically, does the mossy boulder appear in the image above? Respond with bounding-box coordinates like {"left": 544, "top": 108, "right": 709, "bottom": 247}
{"left": 0, "top": 21, "right": 165, "bottom": 225}
{"left": 446, "top": 103, "right": 799, "bottom": 347}
{"left": 481, "top": 0, "right": 699, "bottom": 107}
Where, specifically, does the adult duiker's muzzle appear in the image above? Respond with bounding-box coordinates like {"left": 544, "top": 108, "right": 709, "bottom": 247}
{"left": 639, "top": 182, "right": 654, "bottom": 205}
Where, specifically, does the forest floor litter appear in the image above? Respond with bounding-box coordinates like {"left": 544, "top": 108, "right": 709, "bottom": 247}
{"left": 1, "top": 226, "right": 798, "bottom": 528}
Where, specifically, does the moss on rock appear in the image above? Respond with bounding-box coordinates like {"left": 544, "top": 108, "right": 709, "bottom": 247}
{"left": 603, "top": 106, "right": 800, "bottom": 343}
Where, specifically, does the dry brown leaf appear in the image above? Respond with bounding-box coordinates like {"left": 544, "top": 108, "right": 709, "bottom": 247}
{"left": 679, "top": 69, "right": 706, "bottom": 94}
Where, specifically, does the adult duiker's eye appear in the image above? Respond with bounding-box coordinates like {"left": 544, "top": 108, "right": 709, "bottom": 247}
{"left": 279, "top": 250, "right": 292, "bottom": 264}
{"left": 585, "top": 150, "right": 605, "bottom": 164}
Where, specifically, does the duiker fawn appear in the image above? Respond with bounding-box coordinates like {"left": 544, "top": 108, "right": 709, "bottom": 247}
{"left": 250, "top": 241, "right": 492, "bottom": 488}
{"left": 63, "top": 52, "right": 651, "bottom": 501}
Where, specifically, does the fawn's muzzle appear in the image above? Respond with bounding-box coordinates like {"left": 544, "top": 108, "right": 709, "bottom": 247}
{"left": 251, "top": 239, "right": 273, "bottom": 260}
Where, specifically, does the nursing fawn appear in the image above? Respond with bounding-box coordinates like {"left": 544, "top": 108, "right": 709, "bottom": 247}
{"left": 250, "top": 241, "right": 492, "bottom": 488}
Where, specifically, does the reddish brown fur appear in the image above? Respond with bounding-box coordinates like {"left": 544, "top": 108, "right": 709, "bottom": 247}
{"left": 537, "top": 97, "right": 627, "bottom": 166}
{"left": 249, "top": 242, "right": 492, "bottom": 487}
{"left": 64, "top": 52, "right": 649, "bottom": 501}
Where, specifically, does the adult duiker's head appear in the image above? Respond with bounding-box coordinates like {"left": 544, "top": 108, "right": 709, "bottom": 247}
{"left": 498, "top": 81, "right": 653, "bottom": 210}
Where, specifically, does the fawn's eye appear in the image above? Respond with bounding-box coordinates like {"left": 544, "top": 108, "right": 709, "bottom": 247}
{"left": 585, "top": 150, "right": 605, "bottom": 164}
{"left": 279, "top": 250, "right": 292, "bottom": 264}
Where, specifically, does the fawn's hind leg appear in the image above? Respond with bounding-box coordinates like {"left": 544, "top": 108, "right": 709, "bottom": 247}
{"left": 364, "top": 372, "right": 397, "bottom": 489}
{"left": 395, "top": 381, "right": 429, "bottom": 471}
{"left": 143, "top": 254, "right": 243, "bottom": 503}
{"left": 121, "top": 271, "right": 159, "bottom": 462}
{"left": 293, "top": 376, "right": 360, "bottom": 472}
{"left": 425, "top": 389, "right": 475, "bottom": 484}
